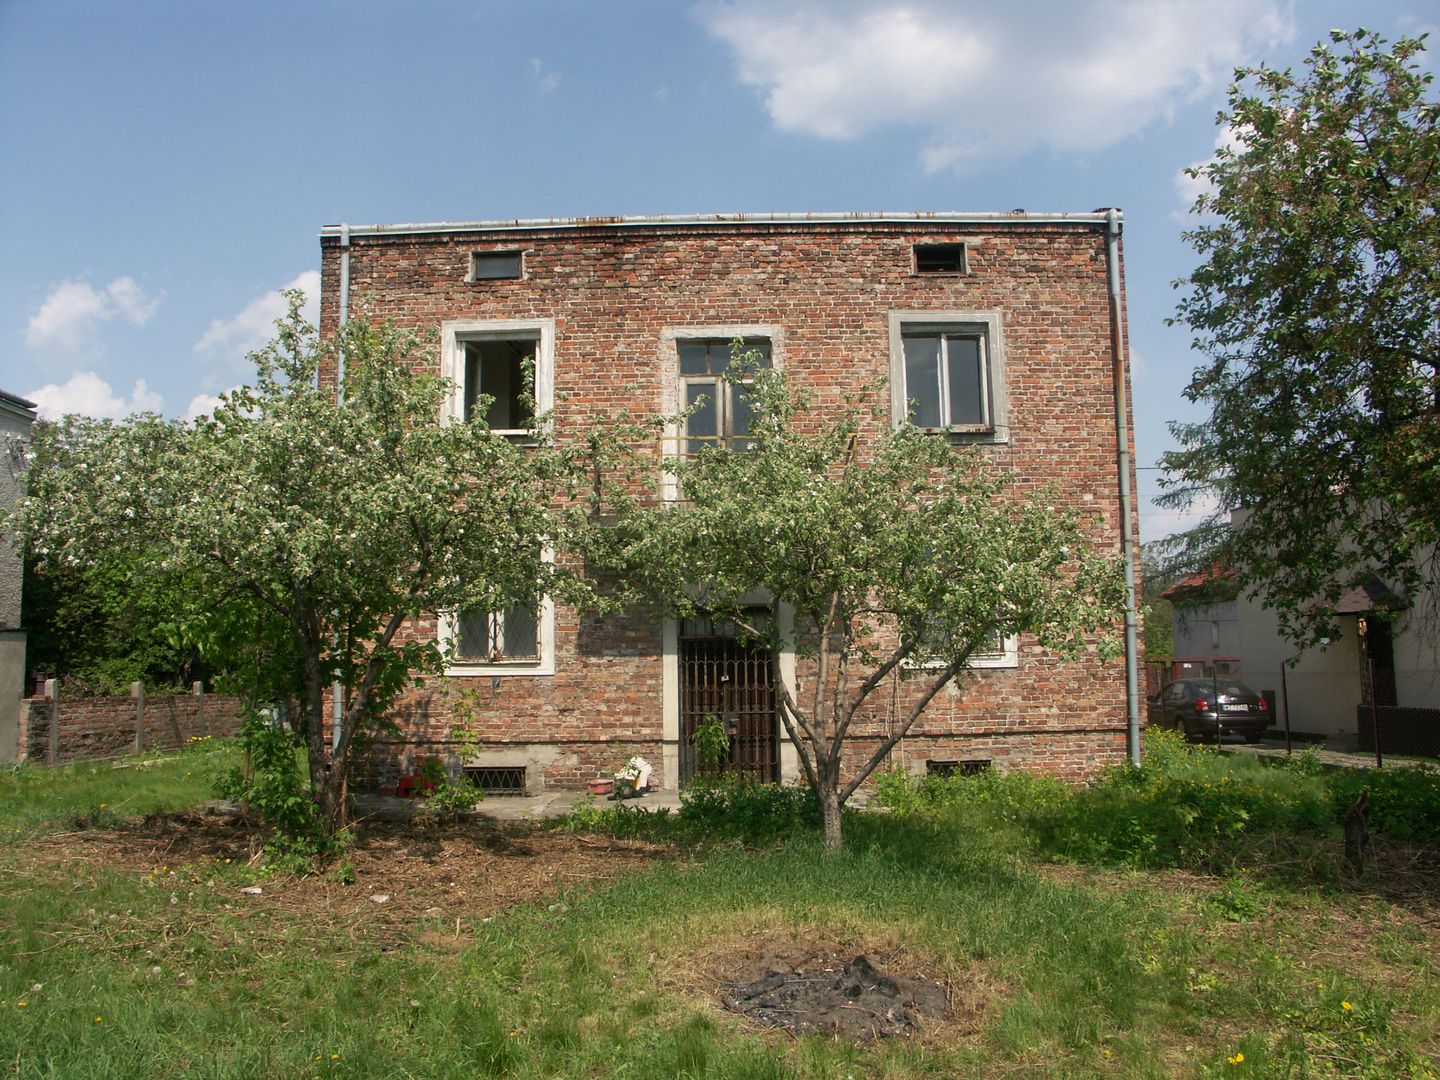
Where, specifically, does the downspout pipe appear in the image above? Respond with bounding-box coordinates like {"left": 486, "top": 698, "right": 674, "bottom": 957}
{"left": 1103, "top": 208, "right": 1143, "bottom": 765}
{"left": 332, "top": 224, "right": 351, "bottom": 754}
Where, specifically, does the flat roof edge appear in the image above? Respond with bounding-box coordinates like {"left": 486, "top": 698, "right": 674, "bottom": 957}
{"left": 320, "top": 210, "right": 1120, "bottom": 238}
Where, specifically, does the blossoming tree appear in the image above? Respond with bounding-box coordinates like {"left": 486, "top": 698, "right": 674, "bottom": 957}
{"left": 18, "top": 296, "right": 583, "bottom": 833}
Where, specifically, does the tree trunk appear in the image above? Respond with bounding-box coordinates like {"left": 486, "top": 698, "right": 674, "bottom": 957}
{"left": 299, "top": 645, "right": 346, "bottom": 836}
{"left": 819, "top": 784, "right": 844, "bottom": 852}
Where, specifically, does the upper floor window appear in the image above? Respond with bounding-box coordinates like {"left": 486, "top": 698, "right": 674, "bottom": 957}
{"left": 440, "top": 318, "right": 555, "bottom": 437}
{"left": 913, "top": 243, "right": 967, "bottom": 274}
{"left": 464, "top": 338, "right": 535, "bottom": 431}
{"left": 679, "top": 338, "right": 771, "bottom": 453}
{"left": 888, "top": 311, "right": 1008, "bottom": 441}
{"left": 470, "top": 250, "right": 523, "bottom": 281}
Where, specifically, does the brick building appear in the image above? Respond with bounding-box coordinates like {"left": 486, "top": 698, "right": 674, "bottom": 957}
{"left": 317, "top": 212, "right": 1141, "bottom": 795}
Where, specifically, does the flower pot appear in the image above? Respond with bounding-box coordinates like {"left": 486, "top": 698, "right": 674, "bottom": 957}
{"left": 586, "top": 778, "right": 614, "bottom": 796}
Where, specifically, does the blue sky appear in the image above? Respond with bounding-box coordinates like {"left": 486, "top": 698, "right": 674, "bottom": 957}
{"left": 2, "top": 0, "right": 1435, "bottom": 541}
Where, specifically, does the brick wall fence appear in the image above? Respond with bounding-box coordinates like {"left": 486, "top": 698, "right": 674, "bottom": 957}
{"left": 16, "top": 682, "right": 245, "bottom": 765}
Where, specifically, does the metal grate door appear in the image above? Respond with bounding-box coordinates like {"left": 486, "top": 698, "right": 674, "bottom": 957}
{"left": 679, "top": 635, "right": 778, "bottom": 784}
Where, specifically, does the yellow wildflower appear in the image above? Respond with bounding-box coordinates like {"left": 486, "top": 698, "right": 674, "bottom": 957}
{"left": 1342, "top": 1000, "right": 1353, "bottom": 1011}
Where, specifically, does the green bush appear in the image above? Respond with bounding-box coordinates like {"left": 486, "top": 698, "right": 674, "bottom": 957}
{"left": 211, "top": 711, "right": 337, "bottom": 870}
{"left": 1323, "top": 764, "right": 1440, "bottom": 842}
{"left": 872, "top": 730, "right": 1336, "bottom": 870}
{"left": 676, "top": 775, "right": 823, "bottom": 842}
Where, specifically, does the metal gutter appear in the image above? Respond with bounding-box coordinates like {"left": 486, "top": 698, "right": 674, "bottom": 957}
{"left": 320, "top": 210, "right": 1117, "bottom": 238}
{"left": 1104, "top": 208, "right": 1142, "bottom": 765}
{"left": 332, "top": 223, "right": 351, "bottom": 753}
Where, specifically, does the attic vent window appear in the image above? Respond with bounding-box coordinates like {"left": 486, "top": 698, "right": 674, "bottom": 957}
{"left": 470, "top": 251, "right": 523, "bottom": 281}
{"left": 913, "top": 243, "right": 968, "bottom": 274}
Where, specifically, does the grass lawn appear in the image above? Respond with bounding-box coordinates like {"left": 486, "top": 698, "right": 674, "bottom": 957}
{"left": 1, "top": 743, "right": 1437, "bottom": 1078}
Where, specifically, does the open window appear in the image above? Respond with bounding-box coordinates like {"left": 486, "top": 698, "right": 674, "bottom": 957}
{"left": 913, "top": 243, "right": 968, "bottom": 274}
{"left": 440, "top": 318, "right": 555, "bottom": 437}
{"left": 463, "top": 339, "right": 535, "bottom": 432}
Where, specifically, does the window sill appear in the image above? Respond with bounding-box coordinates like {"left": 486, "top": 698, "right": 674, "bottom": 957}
{"left": 444, "top": 659, "right": 554, "bottom": 678}
{"left": 906, "top": 655, "right": 1019, "bottom": 672}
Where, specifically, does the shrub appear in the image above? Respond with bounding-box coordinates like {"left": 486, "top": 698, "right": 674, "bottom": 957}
{"left": 211, "top": 711, "right": 337, "bottom": 871}
{"left": 1324, "top": 765, "right": 1440, "bottom": 842}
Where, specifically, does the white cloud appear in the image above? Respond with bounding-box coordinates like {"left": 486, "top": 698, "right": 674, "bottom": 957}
{"left": 194, "top": 270, "right": 320, "bottom": 362}
{"left": 529, "top": 57, "right": 561, "bottom": 94}
{"left": 697, "top": 0, "right": 1293, "bottom": 171}
{"left": 1173, "top": 124, "right": 1247, "bottom": 220}
{"left": 184, "top": 392, "right": 230, "bottom": 421}
{"left": 25, "top": 276, "right": 161, "bottom": 351}
{"left": 26, "top": 372, "right": 164, "bottom": 420}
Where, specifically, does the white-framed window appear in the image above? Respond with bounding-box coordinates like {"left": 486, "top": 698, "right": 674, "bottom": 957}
{"left": 456, "top": 605, "right": 540, "bottom": 662}
{"left": 658, "top": 324, "right": 783, "bottom": 500}
{"left": 440, "top": 544, "right": 556, "bottom": 679}
{"left": 888, "top": 311, "right": 1008, "bottom": 440}
{"left": 440, "top": 598, "right": 556, "bottom": 676}
{"left": 439, "top": 318, "right": 555, "bottom": 437}
{"left": 678, "top": 337, "right": 771, "bottom": 453}
{"left": 906, "top": 623, "right": 1019, "bottom": 671}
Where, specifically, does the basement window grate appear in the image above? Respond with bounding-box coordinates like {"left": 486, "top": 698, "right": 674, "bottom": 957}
{"left": 926, "top": 758, "right": 990, "bottom": 777}
{"left": 464, "top": 766, "right": 528, "bottom": 796}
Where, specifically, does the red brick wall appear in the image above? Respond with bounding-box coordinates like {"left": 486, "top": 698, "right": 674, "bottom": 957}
{"left": 318, "top": 218, "right": 1141, "bottom": 790}
{"left": 19, "top": 692, "right": 245, "bottom": 764}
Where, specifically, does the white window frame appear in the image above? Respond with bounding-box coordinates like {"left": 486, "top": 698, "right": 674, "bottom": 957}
{"left": 905, "top": 627, "right": 1019, "bottom": 671}
{"left": 888, "top": 310, "right": 1008, "bottom": 441}
{"left": 440, "top": 317, "right": 555, "bottom": 436}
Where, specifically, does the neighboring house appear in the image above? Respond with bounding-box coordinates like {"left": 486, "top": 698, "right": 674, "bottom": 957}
{"left": 317, "top": 212, "right": 1141, "bottom": 794}
{"left": 1160, "top": 565, "right": 1242, "bottom": 683}
{"left": 0, "top": 390, "right": 37, "bottom": 764}
{"left": 1165, "top": 532, "right": 1440, "bottom": 752}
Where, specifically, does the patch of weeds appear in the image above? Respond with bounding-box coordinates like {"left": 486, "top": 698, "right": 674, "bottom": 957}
{"left": 65, "top": 803, "right": 128, "bottom": 831}
{"left": 414, "top": 772, "right": 484, "bottom": 825}
{"left": 1203, "top": 873, "right": 1268, "bottom": 922}
{"left": 1325, "top": 764, "right": 1440, "bottom": 842}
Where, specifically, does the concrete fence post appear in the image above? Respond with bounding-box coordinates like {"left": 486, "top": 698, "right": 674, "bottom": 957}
{"left": 44, "top": 678, "right": 58, "bottom": 765}
{"left": 193, "top": 681, "right": 205, "bottom": 738}
{"left": 132, "top": 681, "right": 146, "bottom": 754}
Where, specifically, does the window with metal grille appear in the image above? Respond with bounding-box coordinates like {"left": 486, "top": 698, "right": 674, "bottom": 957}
{"left": 679, "top": 338, "right": 771, "bottom": 453}
{"left": 913, "top": 243, "right": 967, "bottom": 274}
{"left": 926, "top": 759, "right": 991, "bottom": 777}
{"left": 455, "top": 605, "right": 540, "bottom": 663}
{"left": 464, "top": 766, "right": 527, "bottom": 795}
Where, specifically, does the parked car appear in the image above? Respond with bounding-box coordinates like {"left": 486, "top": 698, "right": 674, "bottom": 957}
{"left": 1146, "top": 678, "right": 1271, "bottom": 743}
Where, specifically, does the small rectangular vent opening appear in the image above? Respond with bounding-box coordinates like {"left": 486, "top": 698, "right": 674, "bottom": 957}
{"left": 470, "top": 251, "right": 523, "bottom": 281}
{"left": 914, "top": 243, "right": 967, "bottom": 274}
{"left": 464, "top": 765, "right": 528, "bottom": 796}
{"left": 926, "top": 758, "right": 990, "bottom": 777}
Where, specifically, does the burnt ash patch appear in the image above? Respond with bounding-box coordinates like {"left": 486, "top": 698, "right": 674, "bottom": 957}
{"left": 722, "top": 953, "right": 948, "bottom": 1041}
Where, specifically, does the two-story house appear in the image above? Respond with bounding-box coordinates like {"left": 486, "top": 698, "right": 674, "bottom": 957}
{"left": 316, "top": 212, "right": 1141, "bottom": 795}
